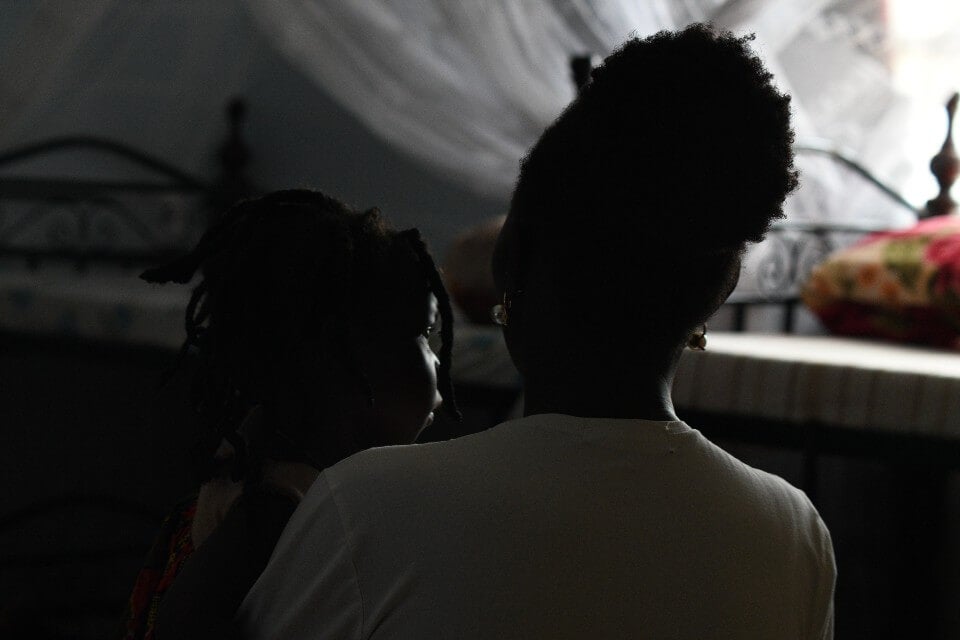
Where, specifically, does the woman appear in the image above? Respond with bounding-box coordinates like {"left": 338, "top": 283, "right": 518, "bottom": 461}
{"left": 233, "top": 26, "right": 835, "bottom": 640}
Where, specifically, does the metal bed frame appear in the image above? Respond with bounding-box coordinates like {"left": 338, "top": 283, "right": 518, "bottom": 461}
{"left": 0, "top": 99, "right": 255, "bottom": 633}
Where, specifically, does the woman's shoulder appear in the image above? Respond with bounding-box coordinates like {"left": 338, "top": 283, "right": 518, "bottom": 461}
{"left": 320, "top": 426, "right": 519, "bottom": 507}
{"left": 328, "top": 430, "right": 486, "bottom": 475}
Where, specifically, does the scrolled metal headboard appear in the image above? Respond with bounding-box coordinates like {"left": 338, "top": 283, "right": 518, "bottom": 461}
{"left": 726, "top": 141, "right": 920, "bottom": 333}
{"left": 0, "top": 98, "right": 254, "bottom": 270}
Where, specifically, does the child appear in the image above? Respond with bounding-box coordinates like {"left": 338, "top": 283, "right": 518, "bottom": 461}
{"left": 120, "top": 189, "right": 459, "bottom": 639}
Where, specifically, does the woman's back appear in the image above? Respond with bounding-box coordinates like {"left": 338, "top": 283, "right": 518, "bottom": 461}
{"left": 239, "top": 413, "right": 834, "bottom": 639}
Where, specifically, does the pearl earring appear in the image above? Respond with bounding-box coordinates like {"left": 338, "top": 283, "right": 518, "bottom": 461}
{"left": 491, "top": 290, "right": 520, "bottom": 326}
{"left": 491, "top": 290, "right": 510, "bottom": 326}
{"left": 687, "top": 324, "right": 707, "bottom": 350}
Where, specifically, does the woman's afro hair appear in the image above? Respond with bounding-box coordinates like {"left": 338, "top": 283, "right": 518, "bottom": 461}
{"left": 513, "top": 23, "right": 799, "bottom": 254}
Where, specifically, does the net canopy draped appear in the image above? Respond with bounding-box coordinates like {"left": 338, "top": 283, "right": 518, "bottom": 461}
{"left": 3, "top": 0, "right": 958, "bottom": 292}
{"left": 242, "top": 0, "right": 948, "bottom": 228}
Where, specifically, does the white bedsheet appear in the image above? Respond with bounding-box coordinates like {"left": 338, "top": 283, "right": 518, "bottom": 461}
{"left": 674, "top": 333, "right": 960, "bottom": 438}
{"left": 0, "top": 265, "right": 521, "bottom": 388}
{"left": 3, "top": 266, "right": 957, "bottom": 438}
{"left": 0, "top": 264, "right": 187, "bottom": 350}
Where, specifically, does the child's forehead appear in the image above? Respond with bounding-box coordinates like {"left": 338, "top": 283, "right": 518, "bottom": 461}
{"left": 357, "top": 258, "right": 433, "bottom": 317}
{"left": 354, "top": 288, "right": 435, "bottom": 341}
{"left": 375, "top": 252, "right": 431, "bottom": 293}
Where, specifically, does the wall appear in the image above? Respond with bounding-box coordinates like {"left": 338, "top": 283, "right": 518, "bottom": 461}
{"left": 0, "top": 3, "right": 507, "bottom": 257}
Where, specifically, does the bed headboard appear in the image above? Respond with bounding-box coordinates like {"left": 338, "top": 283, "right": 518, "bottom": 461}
{"left": 723, "top": 94, "right": 960, "bottom": 333}
{"left": 0, "top": 98, "right": 254, "bottom": 271}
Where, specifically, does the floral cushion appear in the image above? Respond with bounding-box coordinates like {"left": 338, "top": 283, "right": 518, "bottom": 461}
{"left": 801, "top": 215, "right": 960, "bottom": 350}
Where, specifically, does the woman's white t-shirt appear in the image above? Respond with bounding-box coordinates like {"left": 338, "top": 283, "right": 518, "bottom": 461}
{"left": 238, "top": 413, "right": 835, "bottom": 639}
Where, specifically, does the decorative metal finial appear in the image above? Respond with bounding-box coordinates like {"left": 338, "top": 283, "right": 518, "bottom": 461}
{"left": 570, "top": 54, "right": 594, "bottom": 94}
{"left": 923, "top": 92, "right": 958, "bottom": 218}
{"left": 210, "top": 97, "right": 253, "bottom": 221}
{"left": 220, "top": 97, "right": 249, "bottom": 179}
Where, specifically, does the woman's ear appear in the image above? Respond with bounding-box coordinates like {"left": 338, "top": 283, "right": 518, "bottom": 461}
{"left": 692, "top": 249, "right": 743, "bottom": 325}
{"left": 491, "top": 213, "right": 519, "bottom": 295}
{"left": 719, "top": 252, "right": 743, "bottom": 305}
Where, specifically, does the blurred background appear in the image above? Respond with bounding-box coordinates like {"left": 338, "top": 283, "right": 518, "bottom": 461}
{"left": 1, "top": 1, "right": 959, "bottom": 638}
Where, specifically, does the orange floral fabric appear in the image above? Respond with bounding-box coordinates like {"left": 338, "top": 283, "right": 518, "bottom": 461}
{"left": 120, "top": 498, "right": 196, "bottom": 640}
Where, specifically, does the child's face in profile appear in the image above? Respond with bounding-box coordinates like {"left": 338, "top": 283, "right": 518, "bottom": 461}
{"left": 351, "top": 284, "right": 442, "bottom": 448}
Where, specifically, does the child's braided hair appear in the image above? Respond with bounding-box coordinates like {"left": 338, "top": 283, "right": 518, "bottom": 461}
{"left": 142, "top": 189, "right": 459, "bottom": 482}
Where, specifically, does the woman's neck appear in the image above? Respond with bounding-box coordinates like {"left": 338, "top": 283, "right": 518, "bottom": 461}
{"left": 519, "top": 348, "right": 682, "bottom": 421}
{"left": 520, "top": 367, "right": 679, "bottom": 421}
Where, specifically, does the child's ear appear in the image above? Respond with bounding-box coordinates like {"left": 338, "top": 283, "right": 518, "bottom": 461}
{"left": 236, "top": 405, "right": 268, "bottom": 451}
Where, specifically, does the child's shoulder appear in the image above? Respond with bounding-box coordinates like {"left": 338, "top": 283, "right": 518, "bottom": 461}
{"left": 320, "top": 424, "right": 521, "bottom": 504}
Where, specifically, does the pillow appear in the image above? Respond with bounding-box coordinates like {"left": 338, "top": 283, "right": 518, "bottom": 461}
{"left": 801, "top": 215, "right": 960, "bottom": 350}
{"left": 442, "top": 216, "right": 505, "bottom": 324}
